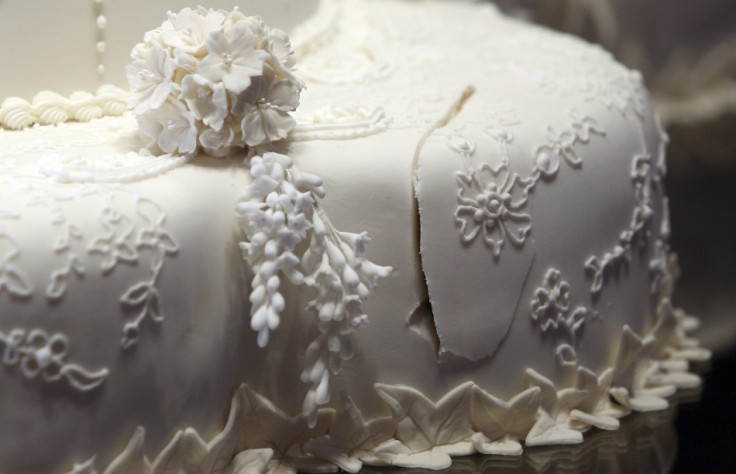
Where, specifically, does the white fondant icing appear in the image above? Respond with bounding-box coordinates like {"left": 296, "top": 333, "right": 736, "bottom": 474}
{"left": 0, "top": 0, "right": 709, "bottom": 472}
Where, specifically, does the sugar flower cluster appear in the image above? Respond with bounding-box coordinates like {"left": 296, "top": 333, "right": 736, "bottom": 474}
{"left": 126, "top": 7, "right": 303, "bottom": 156}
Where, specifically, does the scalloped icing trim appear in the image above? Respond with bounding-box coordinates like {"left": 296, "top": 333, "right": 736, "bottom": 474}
{"left": 0, "top": 86, "right": 128, "bottom": 130}
{"left": 69, "top": 304, "right": 709, "bottom": 473}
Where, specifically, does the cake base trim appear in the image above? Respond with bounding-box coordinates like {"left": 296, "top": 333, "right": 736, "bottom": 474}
{"left": 66, "top": 300, "right": 708, "bottom": 473}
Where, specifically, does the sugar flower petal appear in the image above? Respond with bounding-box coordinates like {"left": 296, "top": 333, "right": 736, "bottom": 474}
{"left": 126, "top": 44, "right": 175, "bottom": 114}
{"left": 181, "top": 74, "right": 228, "bottom": 130}
{"left": 151, "top": 101, "right": 199, "bottom": 154}
{"left": 199, "top": 22, "right": 269, "bottom": 94}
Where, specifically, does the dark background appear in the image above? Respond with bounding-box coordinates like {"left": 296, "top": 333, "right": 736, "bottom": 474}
{"left": 674, "top": 352, "right": 736, "bottom": 473}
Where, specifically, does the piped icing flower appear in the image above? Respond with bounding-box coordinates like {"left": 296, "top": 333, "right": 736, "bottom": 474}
{"left": 126, "top": 7, "right": 303, "bottom": 155}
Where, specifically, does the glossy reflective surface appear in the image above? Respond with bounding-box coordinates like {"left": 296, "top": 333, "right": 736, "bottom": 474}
{"left": 674, "top": 353, "right": 736, "bottom": 473}
{"left": 361, "top": 405, "right": 677, "bottom": 473}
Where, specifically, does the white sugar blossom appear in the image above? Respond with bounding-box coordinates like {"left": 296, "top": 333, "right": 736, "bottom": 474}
{"left": 126, "top": 44, "right": 175, "bottom": 114}
{"left": 235, "top": 70, "right": 300, "bottom": 146}
{"left": 181, "top": 74, "right": 228, "bottom": 130}
{"left": 139, "top": 100, "right": 198, "bottom": 154}
{"left": 266, "top": 28, "right": 297, "bottom": 68}
{"left": 160, "top": 7, "right": 227, "bottom": 57}
{"left": 198, "top": 22, "right": 269, "bottom": 94}
{"left": 127, "top": 7, "right": 303, "bottom": 155}
{"left": 199, "top": 119, "right": 240, "bottom": 157}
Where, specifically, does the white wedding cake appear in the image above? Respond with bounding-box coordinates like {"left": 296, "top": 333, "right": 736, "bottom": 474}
{"left": 0, "top": 0, "right": 709, "bottom": 472}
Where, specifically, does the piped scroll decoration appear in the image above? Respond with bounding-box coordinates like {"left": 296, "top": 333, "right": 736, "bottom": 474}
{"left": 453, "top": 141, "right": 534, "bottom": 257}
{"left": 46, "top": 224, "right": 85, "bottom": 300}
{"left": 0, "top": 328, "right": 108, "bottom": 392}
{"left": 118, "top": 199, "right": 179, "bottom": 349}
{"left": 0, "top": 230, "right": 32, "bottom": 298}
{"left": 531, "top": 110, "right": 606, "bottom": 180}
{"left": 530, "top": 268, "right": 595, "bottom": 365}
{"left": 585, "top": 152, "right": 657, "bottom": 294}
{"left": 0, "top": 166, "right": 180, "bottom": 351}
{"left": 450, "top": 109, "right": 606, "bottom": 257}
{"left": 649, "top": 239, "right": 679, "bottom": 297}
{"left": 582, "top": 78, "right": 668, "bottom": 297}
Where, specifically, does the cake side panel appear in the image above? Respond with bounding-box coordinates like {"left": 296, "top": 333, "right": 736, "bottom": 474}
{"left": 292, "top": 0, "right": 669, "bottom": 411}
{"left": 284, "top": 132, "right": 429, "bottom": 419}
{"left": 0, "top": 122, "right": 262, "bottom": 472}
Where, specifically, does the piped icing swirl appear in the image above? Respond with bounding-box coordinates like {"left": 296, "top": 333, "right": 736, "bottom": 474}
{"left": 0, "top": 85, "right": 127, "bottom": 130}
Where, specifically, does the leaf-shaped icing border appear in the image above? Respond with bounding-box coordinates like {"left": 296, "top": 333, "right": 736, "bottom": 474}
{"left": 375, "top": 382, "right": 475, "bottom": 454}
{"left": 305, "top": 393, "right": 394, "bottom": 472}
{"left": 470, "top": 385, "right": 541, "bottom": 455}
{"left": 73, "top": 304, "right": 708, "bottom": 474}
